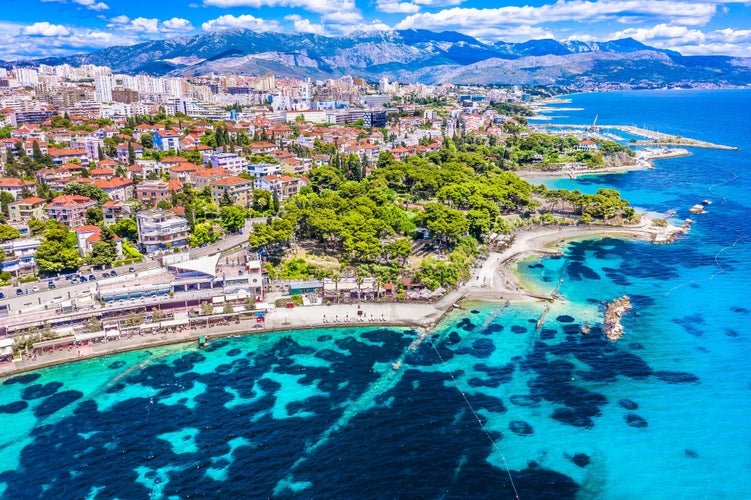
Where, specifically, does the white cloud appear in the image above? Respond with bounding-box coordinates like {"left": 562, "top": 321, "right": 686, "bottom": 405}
{"left": 73, "top": 0, "right": 110, "bottom": 10}
{"left": 394, "top": 1, "right": 721, "bottom": 35}
{"left": 202, "top": 0, "right": 355, "bottom": 14}
{"left": 162, "top": 18, "right": 194, "bottom": 31}
{"left": 109, "top": 15, "right": 130, "bottom": 24}
{"left": 376, "top": 1, "right": 421, "bottom": 14}
{"left": 322, "top": 10, "right": 363, "bottom": 24}
{"left": 285, "top": 15, "right": 326, "bottom": 35}
{"left": 201, "top": 14, "right": 282, "bottom": 32}
{"left": 610, "top": 23, "right": 706, "bottom": 45}
{"left": 710, "top": 28, "right": 751, "bottom": 43}
{"left": 22, "top": 22, "right": 70, "bottom": 37}
{"left": 128, "top": 17, "right": 160, "bottom": 33}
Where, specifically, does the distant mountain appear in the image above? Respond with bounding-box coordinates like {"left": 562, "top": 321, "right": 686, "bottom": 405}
{"left": 14, "top": 29, "right": 751, "bottom": 87}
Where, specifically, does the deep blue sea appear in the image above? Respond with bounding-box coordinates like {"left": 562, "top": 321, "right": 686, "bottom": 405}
{"left": 1, "top": 90, "right": 750, "bottom": 499}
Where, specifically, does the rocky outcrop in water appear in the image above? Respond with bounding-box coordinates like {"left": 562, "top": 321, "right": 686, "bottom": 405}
{"left": 603, "top": 296, "right": 632, "bottom": 341}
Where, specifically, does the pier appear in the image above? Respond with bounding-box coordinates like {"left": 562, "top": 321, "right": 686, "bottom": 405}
{"left": 546, "top": 124, "right": 738, "bottom": 150}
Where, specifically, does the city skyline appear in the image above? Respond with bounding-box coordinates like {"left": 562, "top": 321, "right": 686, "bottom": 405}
{"left": 1, "top": 0, "right": 750, "bottom": 62}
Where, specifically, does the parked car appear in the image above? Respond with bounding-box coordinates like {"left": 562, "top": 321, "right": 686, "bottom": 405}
{"left": 101, "top": 272, "right": 110, "bottom": 278}
{"left": 16, "top": 288, "right": 23, "bottom": 296}
{"left": 110, "top": 270, "right": 118, "bottom": 276}
{"left": 128, "top": 267, "right": 136, "bottom": 273}
{"left": 88, "top": 274, "right": 96, "bottom": 281}
{"left": 48, "top": 281, "right": 56, "bottom": 289}
{"left": 70, "top": 278, "right": 79, "bottom": 284}
{"left": 0, "top": 292, "right": 5, "bottom": 299}
{"left": 31, "top": 286, "right": 40, "bottom": 293}
{"left": 79, "top": 276, "right": 88, "bottom": 283}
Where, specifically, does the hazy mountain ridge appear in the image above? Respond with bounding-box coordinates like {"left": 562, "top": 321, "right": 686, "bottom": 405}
{"left": 8, "top": 28, "right": 751, "bottom": 86}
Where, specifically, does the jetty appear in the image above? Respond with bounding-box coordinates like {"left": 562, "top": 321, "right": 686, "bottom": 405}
{"left": 603, "top": 296, "right": 632, "bottom": 342}
{"left": 546, "top": 124, "right": 738, "bottom": 150}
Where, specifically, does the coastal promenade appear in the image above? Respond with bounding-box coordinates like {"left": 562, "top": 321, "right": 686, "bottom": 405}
{"left": 0, "top": 219, "right": 685, "bottom": 377}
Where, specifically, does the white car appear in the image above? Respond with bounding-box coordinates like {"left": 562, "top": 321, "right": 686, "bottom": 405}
{"left": 31, "top": 285, "right": 40, "bottom": 293}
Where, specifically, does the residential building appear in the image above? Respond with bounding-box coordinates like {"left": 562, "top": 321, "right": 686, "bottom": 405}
{"left": 254, "top": 174, "right": 304, "bottom": 201}
{"left": 45, "top": 195, "right": 96, "bottom": 229}
{"left": 136, "top": 209, "right": 190, "bottom": 253}
{"left": 47, "top": 147, "right": 90, "bottom": 167}
{"left": 116, "top": 142, "right": 143, "bottom": 163}
{"left": 152, "top": 129, "right": 181, "bottom": 152}
{"left": 246, "top": 162, "right": 281, "bottom": 178}
{"left": 210, "top": 176, "right": 253, "bottom": 207}
{"left": 101, "top": 200, "right": 134, "bottom": 226}
{"left": 0, "top": 178, "right": 36, "bottom": 200}
{"left": 203, "top": 152, "right": 248, "bottom": 174}
{"left": 136, "top": 179, "right": 182, "bottom": 206}
{"left": 92, "top": 177, "right": 134, "bottom": 201}
{"left": 8, "top": 197, "right": 46, "bottom": 222}
{"left": 75, "top": 225, "right": 123, "bottom": 257}
{"left": 190, "top": 167, "right": 230, "bottom": 191}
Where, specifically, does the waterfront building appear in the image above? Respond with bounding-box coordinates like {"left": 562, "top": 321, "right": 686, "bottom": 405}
{"left": 136, "top": 209, "right": 189, "bottom": 253}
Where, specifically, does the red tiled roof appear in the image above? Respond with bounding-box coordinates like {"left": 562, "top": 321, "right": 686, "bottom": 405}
{"left": 211, "top": 176, "right": 251, "bottom": 186}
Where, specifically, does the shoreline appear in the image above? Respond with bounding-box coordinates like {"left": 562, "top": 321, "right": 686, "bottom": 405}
{"left": 0, "top": 221, "right": 684, "bottom": 378}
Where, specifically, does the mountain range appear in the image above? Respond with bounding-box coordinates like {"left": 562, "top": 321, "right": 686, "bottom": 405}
{"left": 9, "top": 29, "right": 751, "bottom": 87}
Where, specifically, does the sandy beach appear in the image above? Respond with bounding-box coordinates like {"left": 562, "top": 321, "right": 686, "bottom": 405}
{"left": 0, "top": 220, "right": 684, "bottom": 377}
{"left": 464, "top": 219, "right": 685, "bottom": 302}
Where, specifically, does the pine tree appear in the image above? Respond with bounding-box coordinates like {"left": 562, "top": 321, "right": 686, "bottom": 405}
{"left": 128, "top": 142, "right": 135, "bottom": 165}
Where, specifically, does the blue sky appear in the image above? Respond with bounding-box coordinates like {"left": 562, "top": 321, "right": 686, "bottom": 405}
{"left": 2, "top": 0, "right": 751, "bottom": 60}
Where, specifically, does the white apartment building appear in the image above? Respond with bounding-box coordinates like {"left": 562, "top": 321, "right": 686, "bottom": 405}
{"left": 136, "top": 209, "right": 190, "bottom": 254}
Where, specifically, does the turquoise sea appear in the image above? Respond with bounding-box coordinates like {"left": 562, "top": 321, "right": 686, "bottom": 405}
{"left": 1, "top": 90, "right": 750, "bottom": 499}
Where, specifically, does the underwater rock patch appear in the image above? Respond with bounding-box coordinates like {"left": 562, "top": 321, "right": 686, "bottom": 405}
{"left": 685, "top": 449, "right": 699, "bottom": 458}
{"left": 511, "top": 325, "right": 527, "bottom": 334}
{"left": 618, "top": 399, "right": 639, "bottom": 410}
{"left": 556, "top": 315, "right": 575, "bottom": 323}
{"left": 654, "top": 371, "right": 700, "bottom": 384}
{"left": 34, "top": 390, "right": 83, "bottom": 418}
{"left": 0, "top": 400, "right": 29, "bottom": 414}
{"left": 227, "top": 348, "right": 242, "bottom": 357}
{"left": 572, "top": 453, "right": 590, "bottom": 467}
{"left": 107, "top": 361, "right": 126, "bottom": 370}
{"left": 509, "top": 421, "right": 534, "bottom": 436}
{"left": 457, "top": 318, "right": 477, "bottom": 332}
{"left": 22, "top": 382, "right": 64, "bottom": 400}
{"left": 317, "top": 334, "right": 333, "bottom": 342}
{"left": 3, "top": 373, "right": 41, "bottom": 385}
{"left": 625, "top": 413, "right": 648, "bottom": 428}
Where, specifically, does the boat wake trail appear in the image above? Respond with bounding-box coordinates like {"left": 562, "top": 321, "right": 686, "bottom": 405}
{"left": 707, "top": 170, "right": 738, "bottom": 206}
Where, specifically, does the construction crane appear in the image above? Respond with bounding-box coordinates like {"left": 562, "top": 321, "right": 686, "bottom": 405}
{"left": 589, "top": 114, "right": 598, "bottom": 131}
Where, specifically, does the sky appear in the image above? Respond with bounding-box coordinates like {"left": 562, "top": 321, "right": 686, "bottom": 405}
{"left": 1, "top": 0, "right": 751, "bottom": 61}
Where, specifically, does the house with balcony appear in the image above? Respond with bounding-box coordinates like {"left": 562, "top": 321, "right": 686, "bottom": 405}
{"left": 136, "top": 209, "right": 189, "bottom": 253}
{"left": 254, "top": 174, "right": 304, "bottom": 202}
{"left": 210, "top": 176, "right": 253, "bottom": 208}
{"left": 8, "top": 197, "right": 46, "bottom": 222}
{"left": 102, "top": 200, "right": 134, "bottom": 226}
{"left": 45, "top": 195, "right": 96, "bottom": 229}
